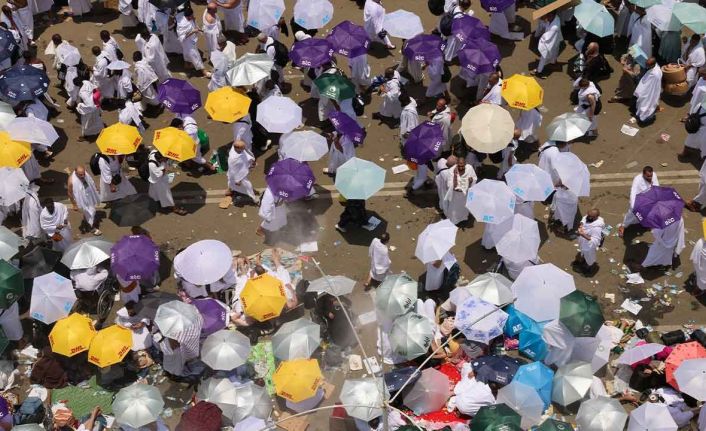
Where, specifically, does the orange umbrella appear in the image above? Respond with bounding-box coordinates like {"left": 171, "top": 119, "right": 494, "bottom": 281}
{"left": 665, "top": 341, "right": 706, "bottom": 389}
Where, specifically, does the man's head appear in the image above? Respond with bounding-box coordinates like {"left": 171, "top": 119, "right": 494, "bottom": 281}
{"left": 586, "top": 208, "right": 600, "bottom": 223}
{"left": 542, "top": 12, "right": 555, "bottom": 21}
{"left": 459, "top": 0, "right": 471, "bottom": 8}
{"left": 432, "top": 259, "right": 443, "bottom": 268}
{"left": 436, "top": 96, "right": 447, "bottom": 112}
{"left": 154, "top": 151, "right": 165, "bottom": 162}
{"left": 513, "top": 127, "right": 521, "bottom": 140}
{"left": 184, "top": 8, "right": 194, "bottom": 18}
{"left": 51, "top": 34, "right": 62, "bottom": 46}
{"left": 233, "top": 139, "right": 246, "bottom": 153}
{"left": 646, "top": 57, "right": 656, "bottom": 69}
{"left": 170, "top": 118, "right": 184, "bottom": 129}
{"left": 586, "top": 42, "right": 599, "bottom": 55}
{"left": 133, "top": 50, "right": 142, "bottom": 62}
{"left": 256, "top": 33, "right": 268, "bottom": 43}
{"left": 100, "top": 30, "right": 110, "bottom": 42}
{"left": 642, "top": 165, "right": 654, "bottom": 182}
{"left": 384, "top": 67, "right": 395, "bottom": 79}
{"left": 455, "top": 154, "right": 466, "bottom": 169}
{"left": 379, "top": 232, "right": 390, "bottom": 244}
{"left": 690, "top": 34, "right": 702, "bottom": 46}
{"left": 206, "top": 2, "right": 217, "bottom": 14}
{"left": 488, "top": 72, "right": 500, "bottom": 85}
{"left": 42, "top": 198, "right": 55, "bottom": 214}
{"left": 125, "top": 301, "right": 137, "bottom": 317}
{"left": 136, "top": 23, "right": 150, "bottom": 38}
{"left": 75, "top": 165, "right": 87, "bottom": 179}
{"left": 398, "top": 92, "right": 411, "bottom": 107}
{"left": 578, "top": 77, "right": 590, "bottom": 88}
{"left": 91, "top": 46, "right": 101, "bottom": 57}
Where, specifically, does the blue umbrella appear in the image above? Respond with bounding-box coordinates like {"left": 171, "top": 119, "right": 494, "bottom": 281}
{"left": 518, "top": 318, "right": 547, "bottom": 361}
{"left": 472, "top": 355, "right": 523, "bottom": 386}
{"left": 384, "top": 366, "right": 420, "bottom": 393}
{"left": 514, "top": 362, "right": 554, "bottom": 409}
{"left": 335, "top": 157, "right": 386, "bottom": 200}
{"left": 0, "top": 65, "right": 49, "bottom": 102}
{"left": 504, "top": 304, "right": 532, "bottom": 337}
{"left": 574, "top": 0, "right": 614, "bottom": 37}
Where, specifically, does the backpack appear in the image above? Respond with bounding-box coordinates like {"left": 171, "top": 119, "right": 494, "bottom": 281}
{"left": 89, "top": 152, "right": 107, "bottom": 176}
{"left": 439, "top": 11, "right": 462, "bottom": 37}
{"left": 138, "top": 159, "right": 156, "bottom": 182}
{"left": 13, "top": 397, "right": 45, "bottom": 425}
{"left": 685, "top": 108, "right": 706, "bottom": 134}
{"left": 428, "top": 0, "right": 445, "bottom": 15}
{"left": 266, "top": 40, "right": 290, "bottom": 68}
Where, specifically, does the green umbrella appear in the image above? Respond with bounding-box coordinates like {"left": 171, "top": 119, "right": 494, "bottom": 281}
{"left": 471, "top": 404, "right": 522, "bottom": 431}
{"left": 574, "top": 0, "right": 614, "bottom": 37}
{"left": 673, "top": 3, "right": 706, "bottom": 34}
{"left": 559, "top": 290, "right": 604, "bottom": 337}
{"left": 335, "top": 157, "right": 386, "bottom": 200}
{"left": 628, "top": 0, "right": 660, "bottom": 8}
{"left": 0, "top": 259, "right": 23, "bottom": 309}
{"left": 537, "top": 418, "right": 575, "bottom": 431}
{"left": 314, "top": 74, "right": 356, "bottom": 101}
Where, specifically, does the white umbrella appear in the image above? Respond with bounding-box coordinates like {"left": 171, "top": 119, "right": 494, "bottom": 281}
{"left": 546, "top": 112, "right": 592, "bottom": 142}
{"left": 201, "top": 329, "right": 251, "bottom": 371}
{"left": 30, "top": 272, "right": 76, "bottom": 324}
{"left": 0, "top": 102, "right": 15, "bottom": 129}
{"left": 404, "top": 368, "right": 450, "bottom": 415}
{"left": 465, "top": 272, "right": 514, "bottom": 306}
{"left": 465, "top": 179, "right": 516, "bottom": 224}
{"left": 505, "top": 163, "right": 554, "bottom": 202}
{"left": 570, "top": 324, "right": 613, "bottom": 372}
{"left": 375, "top": 273, "right": 418, "bottom": 319}
{"left": 247, "top": 0, "right": 285, "bottom": 31}
{"left": 226, "top": 53, "right": 274, "bottom": 86}
{"left": 674, "top": 358, "right": 706, "bottom": 400}
{"left": 256, "top": 96, "right": 302, "bottom": 134}
{"left": 617, "top": 342, "right": 666, "bottom": 365}
{"left": 512, "top": 264, "right": 576, "bottom": 322}
{"left": 154, "top": 300, "right": 203, "bottom": 340}
{"left": 235, "top": 417, "right": 266, "bottom": 431}
{"left": 454, "top": 295, "right": 508, "bottom": 344}
{"left": 646, "top": 1, "right": 681, "bottom": 31}
{"left": 232, "top": 382, "right": 272, "bottom": 422}
{"left": 553, "top": 152, "right": 591, "bottom": 197}
{"left": 0, "top": 167, "right": 28, "bottom": 206}
{"left": 56, "top": 44, "right": 81, "bottom": 67}
{"left": 576, "top": 396, "right": 628, "bottom": 430}
{"left": 0, "top": 225, "right": 20, "bottom": 260}
{"left": 173, "top": 239, "right": 232, "bottom": 285}
{"left": 197, "top": 377, "right": 238, "bottom": 419}
{"left": 272, "top": 318, "right": 321, "bottom": 360}
{"left": 112, "top": 384, "right": 164, "bottom": 429}
{"left": 551, "top": 361, "right": 593, "bottom": 406}
{"left": 293, "top": 0, "right": 333, "bottom": 29}
{"left": 390, "top": 313, "right": 434, "bottom": 360}
{"left": 497, "top": 381, "right": 545, "bottom": 429}
{"left": 340, "top": 378, "right": 386, "bottom": 421}
{"left": 307, "top": 275, "right": 356, "bottom": 296}
{"left": 6, "top": 117, "right": 59, "bottom": 146}
{"left": 543, "top": 319, "right": 576, "bottom": 367}
{"left": 279, "top": 131, "right": 328, "bottom": 162}
{"left": 383, "top": 10, "right": 424, "bottom": 39}
{"left": 495, "top": 214, "right": 540, "bottom": 262}
{"left": 461, "top": 104, "right": 514, "bottom": 153}
{"left": 628, "top": 402, "right": 678, "bottom": 431}
{"left": 415, "top": 219, "right": 458, "bottom": 263}
{"left": 107, "top": 60, "right": 130, "bottom": 71}
{"left": 61, "top": 237, "right": 113, "bottom": 270}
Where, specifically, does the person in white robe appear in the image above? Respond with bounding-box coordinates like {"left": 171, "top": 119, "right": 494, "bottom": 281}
{"left": 326, "top": 132, "right": 356, "bottom": 175}
{"left": 480, "top": 73, "right": 503, "bottom": 105}
{"left": 628, "top": 10, "right": 652, "bottom": 57}
{"left": 232, "top": 113, "right": 254, "bottom": 152}
{"left": 208, "top": 49, "right": 229, "bottom": 91}
{"left": 349, "top": 54, "right": 371, "bottom": 91}
{"left": 425, "top": 57, "right": 447, "bottom": 99}
{"left": 497, "top": 132, "right": 518, "bottom": 179}
{"left": 399, "top": 94, "right": 419, "bottom": 146}
{"left": 202, "top": 3, "right": 222, "bottom": 56}
{"left": 136, "top": 24, "right": 171, "bottom": 83}
{"left": 119, "top": 100, "right": 145, "bottom": 133}
{"left": 115, "top": 66, "right": 133, "bottom": 101}
{"left": 442, "top": 0, "right": 473, "bottom": 62}
{"left": 688, "top": 159, "right": 706, "bottom": 212}
{"left": 76, "top": 78, "right": 105, "bottom": 138}
{"left": 133, "top": 51, "right": 161, "bottom": 109}
{"left": 118, "top": 0, "right": 138, "bottom": 28}
{"left": 363, "top": 0, "right": 394, "bottom": 49}
{"left": 442, "top": 156, "right": 477, "bottom": 224}
{"left": 633, "top": 57, "right": 662, "bottom": 125}
{"left": 215, "top": 0, "right": 246, "bottom": 43}
{"left": 147, "top": 150, "right": 185, "bottom": 215}
{"left": 257, "top": 33, "right": 284, "bottom": 85}
{"left": 682, "top": 36, "right": 706, "bottom": 88}
{"left": 574, "top": 77, "right": 600, "bottom": 136}
{"left": 532, "top": 13, "right": 562, "bottom": 76}
{"left": 40, "top": 199, "right": 73, "bottom": 251}
{"left": 575, "top": 209, "right": 605, "bottom": 273}
{"left": 71, "top": 266, "right": 109, "bottom": 292}
{"left": 115, "top": 302, "right": 152, "bottom": 351}
{"left": 429, "top": 97, "right": 453, "bottom": 152}
{"left": 176, "top": 9, "right": 205, "bottom": 72}
{"left": 641, "top": 218, "right": 685, "bottom": 268}
{"left": 517, "top": 107, "right": 542, "bottom": 144}
{"left": 256, "top": 187, "right": 287, "bottom": 236}
{"left": 452, "top": 363, "right": 496, "bottom": 416}
{"left": 551, "top": 187, "right": 578, "bottom": 232}
{"left": 90, "top": 46, "right": 115, "bottom": 102}
{"left": 98, "top": 155, "right": 137, "bottom": 202}
{"left": 365, "top": 233, "right": 391, "bottom": 289}
{"left": 226, "top": 140, "right": 258, "bottom": 204}
{"left": 68, "top": 0, "right": 91, "bottom": 17}
{"left": 538, "top": 140, "right": 562, "bottom": 184}
{"left": 613, "top": 0, "right": 631, "bottom": 37}
{"left": 218, "top": 37, "right": 237, "bottom": 66}
{"left": 690, "top": 238, "right": 706, "bottom": 295}
{"left": 619, "top": 166, "right": 658, "bottom": 236}
{"left": 67, "top": 166, "right": 101, "bottom": 235}
{"left": 375, "top": 68, "right": 402, "bottom": 119}
{"left": 435, "top": 157, "right": 455, "bottom": 210}
{"left": 21, "top": 184, "right": 42, "bottom": 240}
{"left": 682, "top": 76, "right": 706, "bottom": 159}
{"left": 100, "top": 31, "right": 121, "bottom": 62}
{"left": 7, "top": 0, "right": 32, "bottom": 43}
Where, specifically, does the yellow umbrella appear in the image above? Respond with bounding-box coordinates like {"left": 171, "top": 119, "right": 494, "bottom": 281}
{"left": 205, "top": 87, "right": 251, "bottom": 123}
{"left": 0, "top": 132, "right": 30, "bottom": 168}
{"left": 152, "top": 127, "right": 197, "bottom": 162}
{"left": 272, "top": 359, "right": 323, "bottom": 402}
{"left": 501, "top": 74, "right": 544, "bottom": 110}
{"left": 49, "top": 313, "right": 97, "bottom": 357}
{"left": 240, "top": 273, "right": 286, "bottom": 322}
{"left": 87, "top": 325, "right": 132, "bottom": 368}
{"left": 96, "top": 123, "right": 143, "bottom": 155}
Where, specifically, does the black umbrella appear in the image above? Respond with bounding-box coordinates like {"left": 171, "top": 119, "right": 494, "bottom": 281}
{"left": 109, "top": 194, "right": 158, "bottom": 227}
{"left": 18, "top": 245, "right": 61, "bottom": 279}
{"left": 471, "top": 355, "right": 524, "bottom": 386}
{"left": 0, "top": 28, "right": 17, "bottom": 63}
{"left": 0, "top": 65, "right": 49, "bottom": 102}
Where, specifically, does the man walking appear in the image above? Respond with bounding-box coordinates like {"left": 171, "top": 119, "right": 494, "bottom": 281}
{"left": 67, "top": 165, "right": 102, "bottom": 235}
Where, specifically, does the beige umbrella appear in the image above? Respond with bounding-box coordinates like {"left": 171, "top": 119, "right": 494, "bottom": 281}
{"left": 460, "top": 104, "right": 514, "bottom": 153}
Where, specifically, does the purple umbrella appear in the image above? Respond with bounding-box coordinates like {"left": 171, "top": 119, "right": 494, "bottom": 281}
{"left": 633, "top": 186, "right": 685, "bottom": 229}
{"left": 481, "top": 0, "right": 515, "bottom": 12}
{"left": 110, "top": 235, "right": 160, "bottom": 281}
{"left": 290, "top": 38, "right": 334, "bottom": 68}
{"left": 458, "top": 38, "right": 502, "bottom": 74}
{"left": 266, "top": 158, "right": 315, "bottom": 202}
{"left": 0, "top": 396, "right": 8, "bottom": 423}
{"left": 192, "top": 298, "right": 228, "bottom": 336}
{"left": 452, "top": 15, "right": 491, "bottom": 43}
{"left": 326, "top": 20, "right": 370, "bottom": 58}
{"left": 158, "top": 78, "right": 202, "bottom": 114}
{"left": 403, "top": 121, "right": 443, "bottom": 164}
{"left": 329, "top": 110, "right": 366, "bottom": 145}
{"left": 403, "top": 34, "right": 446, "bottom": 62}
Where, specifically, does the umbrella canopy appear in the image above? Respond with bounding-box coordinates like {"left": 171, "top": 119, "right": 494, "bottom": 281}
{"left": 0, "top": 225, "right": 20, "bottom": 260}
{"left": 87, "top": 325, "right": 132, "bottom": 368}
{"left": 154, "top": 300, "right": 203, "bottom": 340}
{"left": 455, "top": 295, "right": 508, "bottom": 344}
{"left": 570, "top": 327, "right": 612, "bottom": 373}
{"left": 266, "top": 158, "right": 315, "bottom": 202}
{"left": 466, "top": 179, "right": 516, "bottom": 224}
{"left": 340, "top": 378, "right": 386, "bottom": 422}
{"left": 552, "top": 361, "right": 593, "bottom": 406}
{"left": 197, "top": 377, "right": 238, "bottom": 418}
{"left": 201, "top": 329, "right": 250, "bottom": 371}
{"left": 0, "top": 102, "right": 14, "bottom": 130}
{"left": 646, "top": 2, "right": 681, "bottom": 31}
{"left": 465, "top": 273, "right": 514, "bottom": 306}
{"left": 674, "top": 358, "right": 706, "bottom": 400}
{"left": 543, "top": 319, "right": 577, "bottom": 367}
{"left": 553, "top": 152, "right": 591, "bottom": 197}
{"left": 415, "top": 219, "right": 458, "bottom": 264}
{"left": 0, "top": 65, "right": 49, "bottom": 101}
{"left": 227, "top": 53, "right": 274, "bottom": 86}
{"left": 504, "top": 304, "right": 532, "bottom": 337}
{"left": 480, "top": 0, "right": 514, "bottom": 11}
{"left": 290, "top": 38, "right": 333, "bottom": 68}
{"left": 110, "top": 235, "right": 159, "bottom": 282}
{"left": 559, "top": 290, "right": 604, "bottom": 337}
{"left": 632, "top": 186, "right": 684, "bottom": 230}
{"left": 279, "top": 130, "right": 328, "bottom": 162}
{"left": 505, "top": 163, "right": 554, "bottom": 202}
{"left": 461, "top": 104, "right": 514, "bottom": 153}
{"left": 628, "top": 402, "right": 678, "bottom": 431}
{"left": 109, "top": 194, "right": 158, "bottom": 227}
{"left": 458, "top": 37, "right": 501, "bottom": 74}
{"left": 49, "top": 313, "right": 97, "bottom": 357}
{"left": 273, "top": 358, "right": 322, "bottom": 402}
{"left": 329, "top": 111, "right": 366, "bottom": 145}
{"left": 0, "top": 167, "right": 28, "bottom": 206}
{"left": 19, "top": 245, "right": 61, "bottom": 279}
{"left": 471, "top": 404, "right": 521, "bottom": 431}
{"left": 666, "top": 342, "right": 706, "bottom": 390}
{"left": 335, "top": 157, "right": 386, "bottom": 200}
{"left": 232, "top": 382, "right": 272, "bottom": 422}
{"left": 546, "top": 112, "right": 592, "bottom": 142}
{"left": 390, "top": 313, "right": 434, "bottom": 360}
{"left": 247, "top": 0, "right": 285, "bottom": 31}
{"left": 383, "top": 10, "right": 424, "bottom": 39}
{"left": 61, "top": 237, "right": 113, "bottom": 270}
{"left": 30, "top": 272, "right": 76, "bottom": 324}
{"left": 257, "top": 96, "right": 302, "bottom": 134}
{"left": 537, "top": 419, "right": 575, "bottom": 431}
{"left": 512, "top": 263, "right": 576, "bottom": 321}
{"left": 204, "top": 87, "right": 250, "bottom": 123}
{"left": 314, "top": 74, "right": 356, "bottom": 102}
{"left": 374, "top": 273, "right": 418, "bottom": 319}
{"left": 502, "top": 74, "right": 544, "bottom": 110}
{"left": 173, "top": 239, "right": 232, "bottom": 285}
{"left": 514, "top": 361, "right": 554, "bottom": 409}
{"left": 403, "top": 368, "right": 450, "bottom": 415}
{"left": 472, "top": 355, "right": 522, "bottom": 385}
{"left": 0, "top": 28, "right": 16, "bottom": 63}
{"left": 241, "top": 273, "right": 286, "bottom": 321}
{"left": 403, "top": 34, "right": 445, "bottom": 62}
{"left": 152, "top": 126, "right": 197, "bottom": 162}
{"left": 628, "top": 0, "right": 660, "bottom": 7}
{"left": 272, "top": 318, "right": 321, "bottom": 360}
{"left": 113, "top": 384, "right": 164, "bottom": 429}
{"left": 0, "top": 132, "right": 30, "bottom": 168}
{"left": 0, "top": 259, "right": 22, "bottom": 308}
{"left": 307, "top": 275, "right": 356, "bottom": 296}
{"left": 293, "top": 0, "right": 333, "bottom": 29}
{"left": 452, "top": 15, "right": 491, "bottom": 42}
{"left": 178, "top": 401, "right": 223, "bottom": 431}
{"left": 574, "top": 0, "right": 615, "bottom": 37}
{"left": 326, "top": 20, "right": 370, "bottom": 58}
{"left": 158, "top": 78, "right": 201, "bottom": 114}
{"left": 497, "top": 381, "right": 545, "bottom": 429}
{"left": 403, "top": 121, "right": 444, "bottom": 164}
{"left": 495, "top": 214, "right": 541, "bottom": 262}
{"left": 576, "top": 396, "right": 628, "bottom": 431}
{"left": 618, "top": 342, "right": 666, "bottom": 365}
{"left": 519, "top": 318, "right": 548, "bottom": 361}
{"left": 96, "top": 123, "right": 142, "bottom": 156}
{"left": 192, "top": 298, "right": 229, "bottom": 336}
{"left": 673, "top": 2, "right": 706, "bottom": 33}
{"left": 384, "top": 366, "right": 421, "bottom": 393}
{"left": 6, "top": 117, "right": 58, "bottom": 146}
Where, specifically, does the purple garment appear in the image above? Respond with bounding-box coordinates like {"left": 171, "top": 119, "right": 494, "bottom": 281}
{"left": 158, "top": 78, "right": 202, "bottom": 114}
{"left": 110, "top": 235, "right": 160, "bottom": 281}
{"left": 480, "top": 0, "right": 515, "bottom": 12}
{"left": 266, "top": 158, "right": 315, "bottom": 202}
{"left": 633, "top": 186, "right": 685, "bottom": 229}
{"left": 192, "top": 298, "right": 228, "bottom": 336}
{"left": 458, "top": 38, "right": 502, "bottom": 74}
{"left": 326, "top": 20, "right": 370, "bottom": 58}
{"left": 290, "top": 38, "right": 334, "bottom": 68}
{"left": 402, "top": 34, "right": 446, "bottom": 62}
{"left": 403, "top": 121, "right": 443, "bottom": 164}
{"left": 452, "top": 15, "right": 491, "bottom": 43}
{"left": 328, "top": 110, "right": 366, "bottom": 145}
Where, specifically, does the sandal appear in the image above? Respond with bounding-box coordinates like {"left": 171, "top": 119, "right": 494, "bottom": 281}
{"left": 218, "top": 196, "right": 231, "bottom": 209}
{"left": 174, "top": 207, "right": 188, "bottom": 216}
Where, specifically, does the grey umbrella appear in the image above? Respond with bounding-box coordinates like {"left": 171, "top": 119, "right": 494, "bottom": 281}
{"left": 272, "top": 317, "right": 321, "bottom": 360}
{"left": 197, "top": 377, "right": 238, "bottom": 419}
{"left": 551, "top": 361, "right": 593, "bottom": 406}
{"left": 307, "top": 275, "right": 356, "bottom": 296}
{"left": 375, "top": 273, "right": 418, "bottom": 319}
{"left": 0, "top": 226, "right": 20, "bottom": 261}
{"left": 60, "top": 237, "right": 113, "bottom": 270}
{"left": 339, "top": 378, "right": 387, "bottom": 422}
{"left": 389, "top": 313, "right": 433, "bottom": 360}
{"left": 201, "top": 329, "right": 251, "bottom": 371}
{"left": 404, "top": 368, "right": 450, "bottom": 415}
{"left": 232, "top": 382, "right": 273, "bottom": 423}
{"left": 466, "top": 272, "right": 514, "bottom": 306}
{"left": 576, "top": 396, "right": 628, "bottom": 430}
